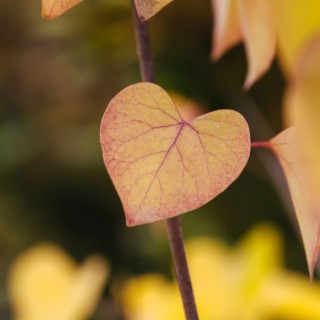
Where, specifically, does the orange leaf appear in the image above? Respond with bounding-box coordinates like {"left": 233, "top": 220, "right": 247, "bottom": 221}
{"left": 134, "top": 0, "right": 174, "bottom": 21}
{"left": 238, "top": 0, "right": 276, "bottom": 88}
{"left": 42, "top": 0, "right": 84, "bottom": 19}
{"left": 211, "top": 0, "right": 242, "bottom": 60}
{"left": 100, "top": 83, "right": 250, "bottom": 226}
{"left": 270, "top": 128, "right": 320, "bottom": 277}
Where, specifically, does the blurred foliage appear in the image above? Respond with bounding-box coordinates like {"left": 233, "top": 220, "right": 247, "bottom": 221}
{"left": 0, "top": 0, "right": 309, "bottom": 318}
{"left": 120, "top": 224, "right": 320, "bottom": 320}
{"left": 8, "top": 243, "right": 108, "bottom": 320}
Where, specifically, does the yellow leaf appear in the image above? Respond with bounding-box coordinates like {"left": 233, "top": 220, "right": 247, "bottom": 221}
{"left": 269, "top": 128, "right": 320, "bottom": 277}
{"left": 273, "top": 0, "right": 320, "bottom": 76}
{"left": 42, "top": 0, "right": 84, "bottom": 19}
{"left": 8, "top": 243, "right": 108, "bottom": 320}
{"left": 100, "top": 82, "right": 251, "bottom": 226}
{"left": 134, "top": 0, "right": 174, "bottom": 21}
{"left": 210, "top": 0, "right": 242, "bottom": 60}
{"left": 121, "top": 224, "right": 320, "bottom": 319}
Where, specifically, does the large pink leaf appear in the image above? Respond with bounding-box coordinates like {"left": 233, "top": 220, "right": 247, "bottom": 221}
{"left": 270, "top": 128, "right": 320, "bottom": 277}
{"left": 134, "top": 0, "right": 174, "bottom": 21}
{"left": 42, "top": 0, "right": 84, "bottom": 19}
{"left": 100, "top": 83, "right": 250, "bottom": 226}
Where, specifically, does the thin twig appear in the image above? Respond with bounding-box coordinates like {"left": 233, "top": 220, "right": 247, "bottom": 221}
{"left": 131, "top": 0, "right": 155, "bottom": 83}
{"left": 130, "top": 1, "right": 199, "bottom": 319}
{"left": 166, "top": 216, "right": 199, "bottom": 320}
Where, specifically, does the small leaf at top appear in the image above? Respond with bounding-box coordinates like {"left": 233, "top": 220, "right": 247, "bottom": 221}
{"left": 211, "top": 0, "right": 242, "bottom": 60}
{"left": 100, "top": 83, "right": 251, "bottom": 226}
{"left": 270, "top": 128, "right": 320, "bottom": 277}
{"left": 134, "top": 0, "right": 174, "bottom": 21}
{"left": 211, "top": 0, "right": 276, "bottom": 88}
{"left": 42, "top": 0, "right": 84, "bottom": 19}
{"left": 238, "top": 0, "right": 276, "bottom": 88}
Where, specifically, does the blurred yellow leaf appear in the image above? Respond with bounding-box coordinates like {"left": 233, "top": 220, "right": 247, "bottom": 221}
{"left": 169, "top": 92, "right": 207, "bottom": 122}
{"left": 211, "top": 0, "right": 276, "bottom": 88}
{"left": 8, "top": 243, "right": 108, "bottom": 320}
{"left": 273, "top": 0, "right": 320, "bottom": 76}
{"left": 100, "top": 82, "right": 250, "bottom": 226}
{"left": 121, "top": 224, "right": 320, "bottom": 319}
{"left": 134, "top": 0, "right": 174, "bottom": 21}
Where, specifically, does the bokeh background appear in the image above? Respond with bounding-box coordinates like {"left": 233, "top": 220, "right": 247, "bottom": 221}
{"left": 0, "top": 0, "right": 310, "bottom": 318}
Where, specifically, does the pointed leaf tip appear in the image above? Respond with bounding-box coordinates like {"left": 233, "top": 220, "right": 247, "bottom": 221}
{"left": 211, "top": 0, "right": 242, "bottom": 61}
{"left": 100, "top": 82, "right": 251, "bottom": 226}
{"left": 42, "top": 0, "right": 84, "bottom": 19}
{"left": 134, "top": 0, "right": 174, "bottom": 21}
{"left": 211, "top": 0, "right": 276, "bottom": 87}
{"left": 239, "top": 0, "right": 276, "bottom": 89}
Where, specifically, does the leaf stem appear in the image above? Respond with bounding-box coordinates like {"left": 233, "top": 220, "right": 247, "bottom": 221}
{"left": 166, "top": 216, "right": 199, "bottom": 320}
{"left": 130, "top": 2, "right": 198, "bottom": 319}
{"left": 251, "top": 141, "right": 271, "bottom": 149}
{"left": 130, "top": 0, "right": 155, "bottom": 83}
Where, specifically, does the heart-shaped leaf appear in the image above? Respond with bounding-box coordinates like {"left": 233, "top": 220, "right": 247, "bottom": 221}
{"left": 100, "top": 83, "right": 250, "bottom": 226}
{"left": 42, "top": 0, "right": 84, "bottom": 19}
{"left": 134, "top": 0, "right": 174, "bottom": 21}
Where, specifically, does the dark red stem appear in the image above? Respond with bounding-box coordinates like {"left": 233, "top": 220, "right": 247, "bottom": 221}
{"left": 166, "top": 217, "right": 199, "bottom": 320}
{"left": 130, "top": 1, "right": 198, "bottom": 319}
{"left": 131, "top": 0, "right": 155, "bottom": 83}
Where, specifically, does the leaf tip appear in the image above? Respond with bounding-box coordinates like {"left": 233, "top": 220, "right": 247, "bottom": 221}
{"left": 308, "top": 234, "right": 320, "bottom": 281}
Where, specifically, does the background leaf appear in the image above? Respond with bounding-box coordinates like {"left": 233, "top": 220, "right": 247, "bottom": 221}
{"left": 42, "top": 0, "right": 84, "bottom": 19}
{"left": 273, "top": 0, "right": 320, "bottom": 76}
{"left": 211, "top": 0, "right": 276, "bottom": 88}
{"left": 238, "top": 0, "right": 276, "bottom": 88}
{"left": 100, "top": 82, "right": 251, "bottom": 226}
{"left": 211, "top": 0, "right": 242, "bottom": 60}
{"left": 270, "top": 128, "right": 320, "bottom": 277}
{"left": 134, "top": 0, "right": 174, "bottom": 21}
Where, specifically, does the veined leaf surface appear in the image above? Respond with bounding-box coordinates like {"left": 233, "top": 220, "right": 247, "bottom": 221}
{"left": 42, "top": 0, "right": 84, "bottom": 19}
{"left": 100, "top": 83, "right": 250, "bottom": 226}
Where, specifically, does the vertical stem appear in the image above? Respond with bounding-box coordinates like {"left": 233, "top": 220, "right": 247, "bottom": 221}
{"left": 166, "top": 216, "right": 199, "bottom": 320}
{"left": 130, "top": 1, "right": 198, "bottom": 319}
{"left": 131, "top": 0, "right": 155, "bottom": 83}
